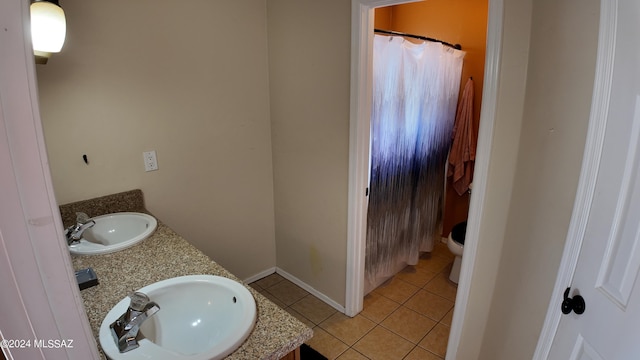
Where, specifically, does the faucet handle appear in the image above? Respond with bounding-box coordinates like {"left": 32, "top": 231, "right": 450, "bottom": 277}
{"left": 129, "top": 292, "right": 151, "bottom": 311}
{"left": 76, "top": 212, "right": 90, "bottom": 224}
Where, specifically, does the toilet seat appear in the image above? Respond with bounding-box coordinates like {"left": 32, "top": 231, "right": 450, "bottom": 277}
{"left": 450, "top": 221, "right": 467, "bottom": 246}
{"left": 447, "top": 221, "right": 467, "bottom": 284}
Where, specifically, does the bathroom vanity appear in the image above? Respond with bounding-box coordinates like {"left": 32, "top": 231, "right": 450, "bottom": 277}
{"left": 63, "top": 190, "right": 312, "bottom": 360}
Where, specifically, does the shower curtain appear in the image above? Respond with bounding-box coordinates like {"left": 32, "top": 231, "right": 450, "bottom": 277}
{"left": 365, "top": 35, "right": 465, "bottom": 290}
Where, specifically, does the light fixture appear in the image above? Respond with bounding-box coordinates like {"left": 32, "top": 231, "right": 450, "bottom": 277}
{"left": 30, "top": 0, "right": 66, "bottom": 64}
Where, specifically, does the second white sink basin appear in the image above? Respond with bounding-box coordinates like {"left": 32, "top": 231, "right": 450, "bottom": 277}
{"left": 68, "top": 212, "right": 157, "bottom": 255}
{"left": 99, "top": 275, "right": 257, "bottom": 360}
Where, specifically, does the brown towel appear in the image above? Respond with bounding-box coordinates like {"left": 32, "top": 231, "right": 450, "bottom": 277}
{"left": 448, "top": 78, "right": 476, "bottom": 195}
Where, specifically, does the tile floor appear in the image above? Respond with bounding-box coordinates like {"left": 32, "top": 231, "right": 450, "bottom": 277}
{"left": 249, "top": 241, "right": 457, "bottom": 360}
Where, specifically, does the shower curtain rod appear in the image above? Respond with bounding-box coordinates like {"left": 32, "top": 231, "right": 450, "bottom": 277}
{"left": 374, "top": 28, "right": 462, "bottom": 50}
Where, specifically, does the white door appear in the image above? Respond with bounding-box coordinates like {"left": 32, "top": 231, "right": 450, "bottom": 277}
{"left": 547, "top": 0, "right": 640, "bottom": 358}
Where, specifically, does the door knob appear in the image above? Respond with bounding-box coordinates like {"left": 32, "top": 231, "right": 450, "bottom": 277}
{"left": 561, "top": 287, "right": 586, "bottom": 315}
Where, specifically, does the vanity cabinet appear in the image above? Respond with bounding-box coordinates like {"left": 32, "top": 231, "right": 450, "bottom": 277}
{"left": 280, "top": 347, "right": 301, "bottom": 360}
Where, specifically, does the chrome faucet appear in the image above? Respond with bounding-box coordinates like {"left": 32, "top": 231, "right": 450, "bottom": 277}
{"left": 110, "top": 292, "right": 160, "bottom": 353}
{"left": 64, "top": 212, "right": 95, "bottom": 245}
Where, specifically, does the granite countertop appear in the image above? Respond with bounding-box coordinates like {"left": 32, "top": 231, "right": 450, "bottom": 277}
{"left": 66, "top": 191, "right": 312, "bottom": 360}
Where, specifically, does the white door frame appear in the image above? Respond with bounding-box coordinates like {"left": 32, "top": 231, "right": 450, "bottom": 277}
{"left": 0, "top": 1, "right": 98, "bottom": 359}
{"left": 533, "top": 1, "right": 617, "bottom": 358}
{"left": 346, "top": 0, "right": 504, "bottom": 358}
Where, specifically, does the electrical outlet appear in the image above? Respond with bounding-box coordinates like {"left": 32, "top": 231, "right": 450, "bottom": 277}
{"left": 143, "top": 151, "right": 158, "bottom": 172}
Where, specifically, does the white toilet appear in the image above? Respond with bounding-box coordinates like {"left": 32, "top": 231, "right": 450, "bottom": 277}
{"left": 447, "top": 221, "right": 467, "bottom": 284}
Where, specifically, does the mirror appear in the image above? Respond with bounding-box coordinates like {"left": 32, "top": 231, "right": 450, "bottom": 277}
{"left": 35, "top": 0, "right": 279, "bottom": 279}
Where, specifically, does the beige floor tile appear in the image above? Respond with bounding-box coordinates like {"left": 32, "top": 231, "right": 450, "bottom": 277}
{"left": 336, "top": 348, "right": 370, "bottom": 360}
{"left": 248, "top": 282, "right": 263, "bottom": 291}
{"left": 415, "top": 255, "right": 452, "bottom": 274}
{"left": 380, "top": 306, "right": 437, "bottom": 344}
{"left": 306, "top": 327, "right": 349, "bottom": 360}
{"left": 395, "top": 265, "right": 438, "bottom": 288}
{"left": 405, "top": 290, "right": 454, "bottom": 321}
{"left": 290, "top": 295, "right": 337, "bottom": 325}
{"left": 257, "top": 288, "right": 287, "bottom": 309}
{"left": 265, "top": 280, "right": 309, "bottom": 306}
{"left": 373, "top": 277, "right": 419, "bottom": 304}
{"left": 285, "top": 307, "right": 315, "bottom": 328}
{"left": 423, "top": 272, "right": 458, "bottom": 301}
{"left": 432, "top": 241, "right": 455, "bottom": 261}
{"left": 353, "top": 326, "right": 414, "bottom": 360}
{"left": 419, "top": 323, "right": 450, "bottom": 357}
{"left": 440, "top": 308, "right": 454, "bottom": 327}
{"left": 319, "top": 313, "right": 376, "bottom": 346}
{"left": 404, "top": 346, "right": 443, "bottom": 360}
{"left": 254, "top": 273, "right": 285, "bottom": 289}
{"left": 361, "top": 292, "right": 400, "bottom": 323}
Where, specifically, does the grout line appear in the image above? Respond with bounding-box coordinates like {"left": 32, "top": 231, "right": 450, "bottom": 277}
{"left": 350, "top": 347, "right": 371, "bottom": 360}
{"left": 402, "top": 344, "right": 419, "bottom": 360}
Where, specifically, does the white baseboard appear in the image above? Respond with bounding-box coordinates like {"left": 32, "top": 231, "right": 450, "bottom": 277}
{"left": 243, "top": 267, "right": 276, "bottom": 284}
{"left": 276, "top": 267, "right": 346, "bottom": 314}
{"left": 244, "top": 266, "right": 346, "bottom": 314}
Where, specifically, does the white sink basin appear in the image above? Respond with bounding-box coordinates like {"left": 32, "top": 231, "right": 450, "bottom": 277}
{"left": 68, "top": 212, "right": 157, "bottom": 255}
{"left": 99, "top": 275, "right": 257, "bottom": 360}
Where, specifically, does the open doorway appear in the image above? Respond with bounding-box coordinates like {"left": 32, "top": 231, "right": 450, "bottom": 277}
{"left": 366, "top": 1, "right": 488, "bottom": 293}
{"left": 347, "top": 0, "right": 503, "bottom": 358}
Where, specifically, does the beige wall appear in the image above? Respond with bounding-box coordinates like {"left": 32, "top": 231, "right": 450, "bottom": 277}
{"left": 36, "top": 0, "right": 276, "bottom": 280}
{"left": 266, "top": 0, "right": 351, "bottom": 305}
{"left": 477, "top": 0, "right": 599, "bottom": 358}
{"left": 455, "top": 0, "right": 533, "bottom": 356}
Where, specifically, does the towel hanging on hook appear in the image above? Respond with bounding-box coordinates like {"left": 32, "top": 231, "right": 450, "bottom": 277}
{"left": 448, "top": 77, "right": 476, "bottom": 195}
